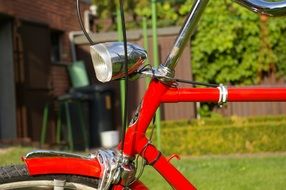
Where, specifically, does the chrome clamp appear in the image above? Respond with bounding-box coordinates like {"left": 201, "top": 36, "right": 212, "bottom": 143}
{"left": 139, "top": 65, "right": 175, "bottom": 83}
{"left": 217, "top": 84, "right": 228, "bottom": 107}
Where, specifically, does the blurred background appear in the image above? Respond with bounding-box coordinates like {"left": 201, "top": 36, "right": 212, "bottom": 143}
{"left": 0, "top": 0, "right": 285, "bottom": 151}
{"left": 1, "top": 0, "right": 286, "bottom": 189}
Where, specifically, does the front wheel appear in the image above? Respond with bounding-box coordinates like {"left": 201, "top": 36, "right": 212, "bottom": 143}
{"left": 0, "top": 165, "right": 100, "bottom": 190}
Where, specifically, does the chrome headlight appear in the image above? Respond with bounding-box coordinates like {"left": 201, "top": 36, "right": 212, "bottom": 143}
{"left": 90, "top": 42, "right": 147, "bottom": 82}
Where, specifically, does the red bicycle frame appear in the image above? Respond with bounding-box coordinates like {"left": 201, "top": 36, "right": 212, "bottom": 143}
{"left": 24, "top": 79, "right": 286, "bottom": 189}
{"left": 23, "top": 0, "right": 286, "bottom": 189}
{"left": 117, "top": 79, "right": 286, "bottom": 190}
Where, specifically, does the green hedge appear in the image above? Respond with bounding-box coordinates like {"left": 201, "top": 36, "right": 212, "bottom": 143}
{"left": 148, "top": 116, "right": 286, "bottom": 155}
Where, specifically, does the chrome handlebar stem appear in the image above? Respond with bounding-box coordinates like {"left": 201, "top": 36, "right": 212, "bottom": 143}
{"left": 160, "top": 0, "right": 286, "bottom": 80}
{"left": 162, "top": 0, "right": 209, "bottom": 73}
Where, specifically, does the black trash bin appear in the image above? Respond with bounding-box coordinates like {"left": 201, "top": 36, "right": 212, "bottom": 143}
{"left": 88, "top": 86, "right": 115, "bottom": 147}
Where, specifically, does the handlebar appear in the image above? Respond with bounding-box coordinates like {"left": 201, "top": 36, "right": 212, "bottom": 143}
{"left": 234, "top": 0, "right": 286, "bottom": 16}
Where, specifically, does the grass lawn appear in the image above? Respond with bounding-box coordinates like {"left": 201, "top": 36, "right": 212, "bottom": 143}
{"left": 0, "top": 147, "right": 33, "bottom": 165}
{"left": 0, "top": 147, "right": 285, "bottom": 190}
{"left": 140, "top": 153, "right": 286, "bottom": 190}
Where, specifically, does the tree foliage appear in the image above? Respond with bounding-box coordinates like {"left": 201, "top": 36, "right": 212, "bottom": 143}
{"left": 92, "top": 0, "right": 286, "bottom": 84}
{"left": 189, "top": 0, "right": 286, "bottom": 85}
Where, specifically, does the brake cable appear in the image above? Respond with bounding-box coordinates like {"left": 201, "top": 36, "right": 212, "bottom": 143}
{"left": 174, "top": 78, "right": 219, "bottom": 87}
{"left": 76, "top": 0, "right": 95, "bottom": 45}
{"left": 118, "top": 0, "right": 129, "bottom": 155}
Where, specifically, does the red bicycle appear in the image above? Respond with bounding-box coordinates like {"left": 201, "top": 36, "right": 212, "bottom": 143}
{"left": 1, "top": 0, "right": 286, "bottom": 189}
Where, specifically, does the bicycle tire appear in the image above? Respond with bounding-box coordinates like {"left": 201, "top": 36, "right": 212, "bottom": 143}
{"left": 0, "top": 165, "right": 100, "bottom": 190}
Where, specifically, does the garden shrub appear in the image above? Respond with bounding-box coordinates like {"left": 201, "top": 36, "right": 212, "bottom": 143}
{"left": 148, "top": 116, "right": 286, "bottom": 155}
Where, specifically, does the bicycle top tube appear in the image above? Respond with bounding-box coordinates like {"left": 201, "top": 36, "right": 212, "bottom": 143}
{"left": 234, "top": 0, "right": 286, "bottom": 16}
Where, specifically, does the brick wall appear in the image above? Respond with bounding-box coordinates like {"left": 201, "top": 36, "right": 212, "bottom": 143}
{"left": 0, "top": 0, "right": 91, "bottom": 96}
{"left": 0, "top": 0, "right": 91, "bottom": 143}
{"left": 0, "top": 0, "right": 89, "bottom": 63}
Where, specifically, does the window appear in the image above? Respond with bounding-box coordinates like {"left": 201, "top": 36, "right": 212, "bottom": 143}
{"left": 50, "top": 30, "right": 62, "bottom": 63}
